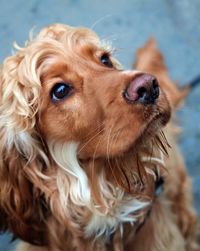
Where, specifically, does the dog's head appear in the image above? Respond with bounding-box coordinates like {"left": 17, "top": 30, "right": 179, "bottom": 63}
{"left": 35, "top": 24, "right": 170, "bottom": 157}
{"left": 0, "top": 24, "right": 170, "bottom": 243}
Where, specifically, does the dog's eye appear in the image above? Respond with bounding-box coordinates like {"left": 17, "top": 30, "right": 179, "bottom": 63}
{"left": 100, "top": 53, "right": 113, "bottom": 68}
{"left": 51, "top": 83, "right": 74, "bottom": 102}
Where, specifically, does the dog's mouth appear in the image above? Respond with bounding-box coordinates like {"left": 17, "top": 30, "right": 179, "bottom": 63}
{"left": 135, "top": 103, "right": 171, "bottom": 147}
{"left": 145, "top": 105, "right": 171, "bottom": 134}
{"left": 115, "top": 104, "right": 171, "bottom": 176}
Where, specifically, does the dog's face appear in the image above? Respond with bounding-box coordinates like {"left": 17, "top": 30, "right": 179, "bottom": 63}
{"left": 36, "top": 24, "right": 170, "bottom": 160}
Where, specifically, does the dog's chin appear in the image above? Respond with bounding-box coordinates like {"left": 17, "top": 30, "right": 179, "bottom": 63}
{"left": 120, "top": 109, "right": 171, "bottom": 156}
{"left": 145, "top": 108, "right": 171, "bottom": 135}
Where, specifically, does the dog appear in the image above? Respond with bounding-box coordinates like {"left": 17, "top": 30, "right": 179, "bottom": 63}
{"left": 0, "top": 24, "right": 199, "bottom": 251}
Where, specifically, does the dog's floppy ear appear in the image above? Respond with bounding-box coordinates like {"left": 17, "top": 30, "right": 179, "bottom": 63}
{"left": 0, "top": 53, "right": 48, "bottom": 244}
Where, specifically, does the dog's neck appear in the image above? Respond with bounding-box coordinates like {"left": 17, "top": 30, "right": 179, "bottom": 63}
{"left": 47, "top": 138, "right": 166, "bottom": 239}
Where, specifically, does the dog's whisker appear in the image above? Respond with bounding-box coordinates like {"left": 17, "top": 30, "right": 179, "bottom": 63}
{"left": 90, "top": 14, "right": 113, "bottom": 30}
{"left": 78, "top": 124, "right": 105, "bottom": 154}
{"left": 106, "top": 124, "right": 115, "bottom": 163}
{"left": 83, "top": 121, "right": 105, "bottom": 140}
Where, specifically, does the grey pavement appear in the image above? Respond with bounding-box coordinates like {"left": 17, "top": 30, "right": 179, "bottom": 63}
{"left": 0, "top": 0, "right": 200, "bottom": 250}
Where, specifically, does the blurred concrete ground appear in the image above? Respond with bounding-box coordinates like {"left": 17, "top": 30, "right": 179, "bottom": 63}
{"left": 0, "top": 0, "right": 200, "bottom": 250}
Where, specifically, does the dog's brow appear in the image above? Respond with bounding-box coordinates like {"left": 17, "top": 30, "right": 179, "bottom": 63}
{"left": 41, "top": 62, "right": 69, "bottom": 82}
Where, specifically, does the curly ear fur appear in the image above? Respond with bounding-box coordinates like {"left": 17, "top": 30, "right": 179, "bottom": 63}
{"left": 0, "top": 48, "right": 50, "bottom": 244}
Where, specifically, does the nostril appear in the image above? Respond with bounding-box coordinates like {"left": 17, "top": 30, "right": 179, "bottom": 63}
{"left": 137, "top": 86, "right": 147, "bottom": 99}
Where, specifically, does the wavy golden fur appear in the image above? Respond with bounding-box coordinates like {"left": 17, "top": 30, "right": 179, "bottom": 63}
{"left": 0, "top": 24, "right": 199, "bottom": 251}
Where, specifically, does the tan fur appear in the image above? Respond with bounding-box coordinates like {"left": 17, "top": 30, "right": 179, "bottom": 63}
{"left": 0, "top": 24, "right": 199, "bottom": 251}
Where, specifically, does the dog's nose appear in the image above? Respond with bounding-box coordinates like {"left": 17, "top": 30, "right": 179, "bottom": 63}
{"left": 124, "top": 74, "right": 160, "bottom": 105}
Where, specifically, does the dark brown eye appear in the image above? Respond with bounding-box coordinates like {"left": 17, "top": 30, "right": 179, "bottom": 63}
{"left": 100, "top": 53, "right": 113, "bottom": 68}
{"left": 51, "top": 83, "right": 74, "bottom": 102}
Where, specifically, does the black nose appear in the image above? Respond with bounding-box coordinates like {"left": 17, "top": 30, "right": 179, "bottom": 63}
{"left": 124, "top": 74, "right": 160, "bottom": 105}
